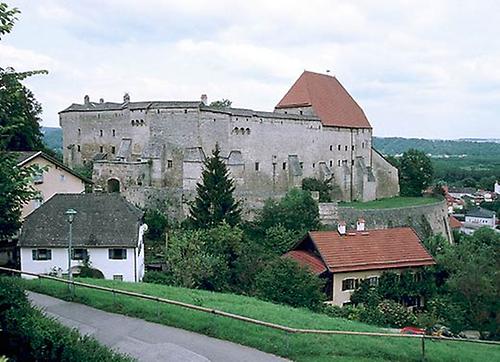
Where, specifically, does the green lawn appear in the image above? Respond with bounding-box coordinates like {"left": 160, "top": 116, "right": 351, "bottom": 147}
{"left": 22, "top": 278, "right": 499, "bottom": 362}
{"left": 339, "top": 196, "right": 442, "bottom": 210}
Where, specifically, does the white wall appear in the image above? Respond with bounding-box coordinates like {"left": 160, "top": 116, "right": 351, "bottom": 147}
{"left": 465, "top": 216, "right": 496, "bottom": 228}
{"left": 20, "top": 247, "right": 139, "bottom": 282}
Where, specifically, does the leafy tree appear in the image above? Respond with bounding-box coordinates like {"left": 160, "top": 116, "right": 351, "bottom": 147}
{"left": 254, "top": 258, "right": 324, "bottom": 310}
{"left": 189, "top": 144, "right": 241, "bottom": 228}
{"left": 0, "top": 2, "right": 18, "bottom": 39}
{"left": 144, "top": 209, "right": 168, "bottom": 240}
{"left": 301, "top": 177, "right": 332, "bottom": 202}
{"left": 399, "top": 149, "right": 434, "bottom": 196}
{"left": 0, "top": 152, "right": 40, "bottom": 240}
{"left": 209, "top": 99, "right": 232, "bottom": 109}
{"left": 256, "top": 188, "right": 319, "bottom": 233}
{"left": 262, "top": 224, "right": 299, "bottom": 254}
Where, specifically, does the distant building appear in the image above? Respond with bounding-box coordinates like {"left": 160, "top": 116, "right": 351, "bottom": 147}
{"left": 19, "top": 194, "right": 146, "bottom": 282}
{"left": 449, "top": 215, "right": 462, "bottom": 230}
{"left": 462, "top": 207, "right": 497, "bottom": 234}
{"left": 15, "top": 151, "right": 91, "bottom": 218}
{"left": 495, "top": 181, "right": 500, "bottom": 195}
{"left": 284, "top": 221, "right": 435, "bottom": 306}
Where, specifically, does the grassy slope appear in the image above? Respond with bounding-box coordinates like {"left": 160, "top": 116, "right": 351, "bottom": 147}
{"left": 23, "top": 278, "right": 499, "bottom": 362}
{"left": 338, "top": 196, "right": 441, "bottom": 210}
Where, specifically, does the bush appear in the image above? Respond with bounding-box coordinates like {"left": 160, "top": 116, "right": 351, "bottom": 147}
{"left": 0, "top": 277, "right": 130, "bottom": 361}
{"left": 301, "top": 178, "right": 332, "bottom": 202}
{"left": 375, "top": 299, "right": 417, "bottom": 327}
{"left": 254, "top": 258, "right": 324, "bottom": 310}
{"left": 143, "top": 270, "right": 174, "bottom": 285}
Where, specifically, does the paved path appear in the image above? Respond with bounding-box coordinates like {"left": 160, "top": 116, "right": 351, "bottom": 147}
{"left": 28, "top": 292, "right": 288, "bottom": 362}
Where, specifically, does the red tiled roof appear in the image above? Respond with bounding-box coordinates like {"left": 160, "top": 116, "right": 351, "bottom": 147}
{"left": 275, "top": 71, "right": 372, "bottom": 129}
{"left": 308, "top": 227, "right": 435, "bottom": 273}
{"left": 449, "top": 215, "right": 462, "bottom": 229}
{"left": 284, "top": 250, "right": 327, "bottom": 275}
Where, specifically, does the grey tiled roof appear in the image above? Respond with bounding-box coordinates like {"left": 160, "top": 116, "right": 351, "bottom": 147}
{"left": 60, "top": 101, "right": 202, "bottom": 113}
{"left": 200, "top": 105, "right": 320, "bottom": 121}
{"left": 466, "top": 207, "right": 496, "bottom": 219}
{"left": 19, "top": 193, "right": 144, "bottom": 248}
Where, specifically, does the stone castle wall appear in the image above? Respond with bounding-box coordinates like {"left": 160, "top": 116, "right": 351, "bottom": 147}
{"left": 319, "top": 200, "right": 452, "bottom": 242}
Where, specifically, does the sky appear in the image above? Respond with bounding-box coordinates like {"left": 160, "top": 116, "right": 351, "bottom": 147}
{"left": 1, "top": 0, "right": 499, "bottom": 139}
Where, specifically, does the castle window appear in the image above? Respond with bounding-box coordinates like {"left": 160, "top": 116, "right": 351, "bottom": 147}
{"left": 111, "top": 146, "right": 116, "bottom": 154}
{"left": 240, "top": 127, "right": 245, "bottom": 134}
{"left": 77, "top": 145, "right": 81, "bottom": 152}
{"left": 140, "top": 119, "right": 144, "bottom": 125}
{"left": 362, "top": 142, "right": 365, "bottom": 149}
{"left": 184, "top": 109, "right": 187, "bottom": 114}
{"left": 284, "top": 111, "right": 288, "bottom": 114}
{"left": 313, "top": 163, "right": 315, "bottom": 168}
{"left": 167, "top": 160, "right": 173, "bottom": 168}
{"left": 78, "top": 128, "right": 81, "bottom": 136}
{"left": 157, "top": 109, "right": 160, "bottom": 114}
{"left": 100, "top": 146, "right": 103, "bottom": 153}
{"left": 330, "top": 145, "right": 333, "bottom": 151}
{"left": 100, "top": 129, "right": 103, "bottom": 137}
{"left": 233, "top": 127, "right": 239, "bottom": 135}
{"left": 299, "top": 110, "right": 303, "bottom": 115}
{"left": 299, "top": 162, "right": 303, "bottom": 169}
{"left": 246, "top": 128, "right": 250, "bottom": 134}
{"left": 282, "top": 162, "right": 286, "bottom": 170}
{"left": 345, "top": 145, "right": 348, "bottom": 151}
{"left": 112, "top": 129, "right": 116, "bottom": 137}
{"left": 131, "top": 120, "right": 134, "bottom": 126}
{"left": 330, "top": 160, "right": 333, "bottom": 167}
{"left": 338, "top": 160, "right": 341, "bottom": 167}
{"left": 352, "top": 145, "right": 355, "bottom": 151}
{"left": 352, "top": 160, "right": 355, "bottom": 166}
{"left": 255, "top": 162, "right": 260, "bottom": 171}
{"left": 338, "top": 145, "right": 341, "bottom": 151}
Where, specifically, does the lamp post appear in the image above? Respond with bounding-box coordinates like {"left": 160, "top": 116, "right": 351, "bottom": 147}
{"left": 65, "top": 209, "right": 77, "bottom": 288}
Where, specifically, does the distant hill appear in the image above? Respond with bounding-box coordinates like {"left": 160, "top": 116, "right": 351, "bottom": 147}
{"left": 373, "top": 137, "right": 500, "bottom": 156}
{"left": 41, "top": 127, "right": 62, "bottom": 153}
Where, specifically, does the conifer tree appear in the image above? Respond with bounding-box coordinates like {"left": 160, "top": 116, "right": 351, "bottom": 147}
{"left": 189, "top": 144, "right": 241, "bottom": 228}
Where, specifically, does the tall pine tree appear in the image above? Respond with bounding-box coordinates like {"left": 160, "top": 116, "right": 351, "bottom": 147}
{"left": 189, "top": 144, "right": 241, "bottom": 228}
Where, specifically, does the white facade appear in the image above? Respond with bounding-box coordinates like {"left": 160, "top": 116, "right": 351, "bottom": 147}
{"left": 464, "top": 215, "right": 496, "bottom": 228}
{"left": 495, "top": 182, "right": 500, "bottom": 195}
{"left": 20, "top": 224, "right": 147, "bottom": 282}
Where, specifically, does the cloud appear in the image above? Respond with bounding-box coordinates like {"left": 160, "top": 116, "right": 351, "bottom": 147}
{"left": 2, "top": 0, "right": 499, "bottom": 139}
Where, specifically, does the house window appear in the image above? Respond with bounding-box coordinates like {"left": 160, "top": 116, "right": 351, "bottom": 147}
{"left": 108, "top": 249, "right": 127, "bottom": 260}
{"left": 112, "top": 129, "right": 116, "bottom": 137}
{"left": 72, "top": 248, "right": 88, "bottom": 261}
{"left": 32, "top": 249, "right": 52, "bottom": 261}
{"left": 366, "top": 276, "right": 379, "bottom": 287}
{"left": 255, "top": 162, "right": 260, "bottom": 171}
{"left": 342, "top": 278, "right": 358, "bottom": 291}
{"left": 100, "top": 129, "right": 103, "bottom": 137}
{"left": 99, "top": 146, "right": 104, "bottom": 153}
{"left": 113, "top": 274, "right": 124, "bottom": 281}
{"left": 167, "top": 160, "right": 173, "bottom": 168}
{"left": 111, "top": 146, "right": 116, "bottom": 154}
{"left": 282, "top": 162, "right": 286, "bottom": 170}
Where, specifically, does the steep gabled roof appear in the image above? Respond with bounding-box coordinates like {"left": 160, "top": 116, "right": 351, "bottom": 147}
{"left": 289, "top": 227, "right": 435, "bottom": 273}
{"left": 14, "top": 151, "right": 92, "bottom": 184}
{"left": 19, "top": 193, "right": 143, "bottom": 248}
{"left": 449, "top": 215, "right": 462, "bottom": 229}
{"left": 276, "top": 71, "right": 372, "bottom": 129}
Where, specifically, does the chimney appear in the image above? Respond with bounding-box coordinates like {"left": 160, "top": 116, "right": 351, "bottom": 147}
{"left": 84, "top": 95, "right": 90, "bottom": 105}
{"left": 99, "top": 98, "right": 104, "bottom": 103}
{"left": 201, "top": 94, "right": 208, "bottom": 105}
{"left": 123, "top": 92, "right": 130, "bottom": 104}
{"left": 356, "top": 218, "right": 365, "bottom": 232}
{"left": 337, "top": 221, "right": 346, "bottom": 235}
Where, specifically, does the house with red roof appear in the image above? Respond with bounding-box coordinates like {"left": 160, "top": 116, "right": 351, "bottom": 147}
{"left": 284, "top": 220, "right": 435, "bottom": 306}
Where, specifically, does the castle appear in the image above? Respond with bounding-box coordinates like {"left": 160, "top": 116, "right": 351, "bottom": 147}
{"left": 60, "top": 71, "right": 399, "bottom": 217}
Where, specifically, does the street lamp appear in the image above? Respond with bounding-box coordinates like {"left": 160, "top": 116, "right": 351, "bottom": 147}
{"left": 65, "top": 208, "right": 77, "bottom": 287}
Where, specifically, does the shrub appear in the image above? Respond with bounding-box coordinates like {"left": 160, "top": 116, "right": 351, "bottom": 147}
{"left": 301, "top": 177, "right": 332, "bottom": 202}
{"left": 375, "top": 300, "right": 417, "bottom": 328}
{"left": 254, "top": 258, "right": 324, "bottom": 310}
{"left": 0, "top": 277, "right": 130, "bottom": 361}
{"left": 143, "top": 270, "right": 174, "bottom": 285}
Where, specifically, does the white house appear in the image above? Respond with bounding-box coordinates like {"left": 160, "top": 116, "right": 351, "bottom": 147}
{"left": 19, "top": 193, "right": 146, "bottom": 282}
{"left": 495, "top": 181, "right": 500, "bottom": 196}
{"left": 462, "top": 207, "right": 497, "bottom": 234}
